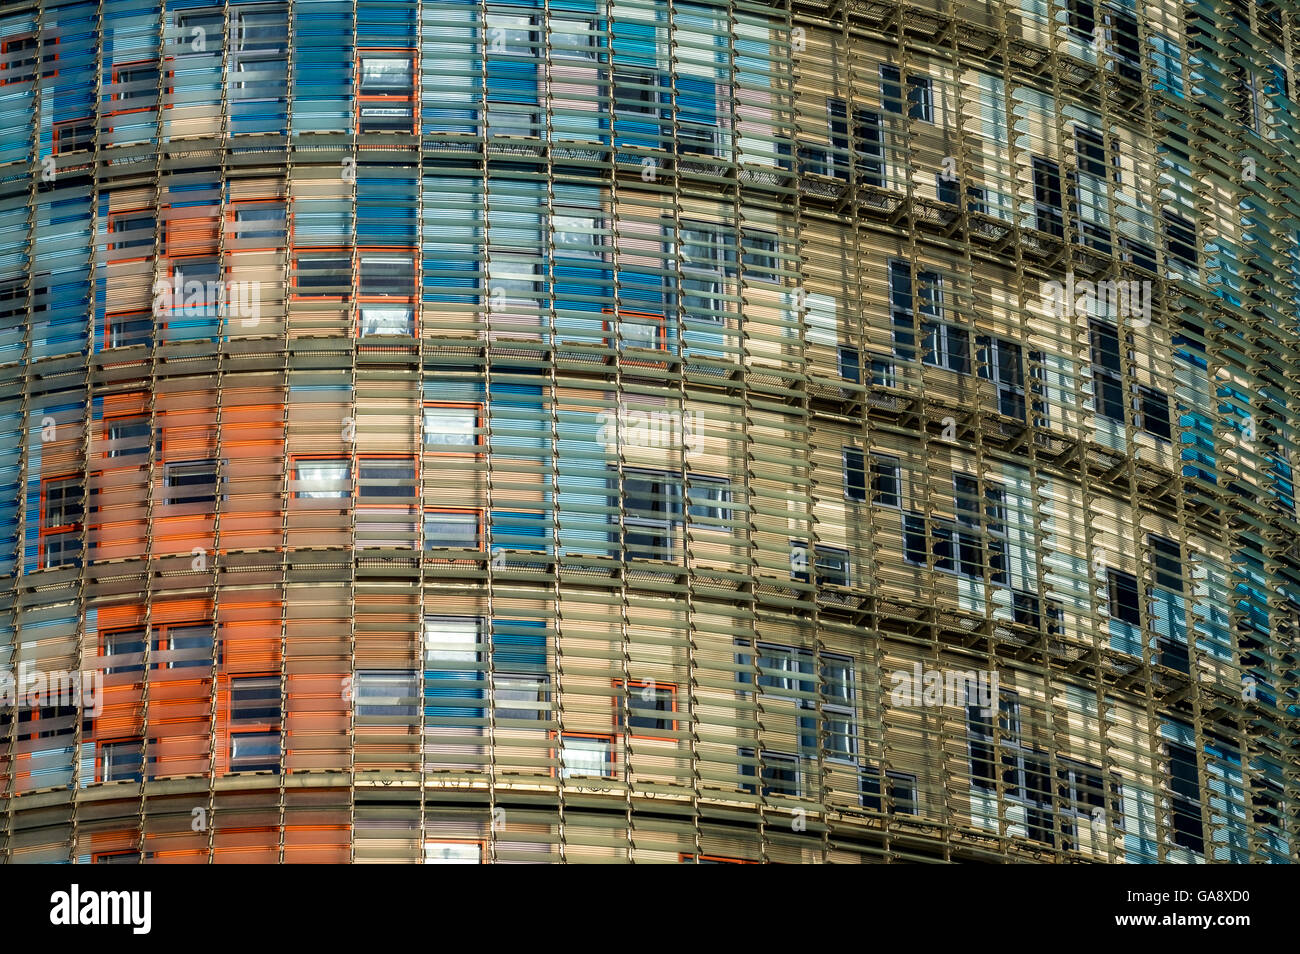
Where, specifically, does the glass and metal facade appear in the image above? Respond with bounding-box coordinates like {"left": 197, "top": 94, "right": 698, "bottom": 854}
{"left": 0, "top": 0, "right": 1296, "bottom": 862}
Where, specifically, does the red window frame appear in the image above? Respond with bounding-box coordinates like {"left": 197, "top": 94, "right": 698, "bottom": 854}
{"left": 422, "top": 506, "right": 484, "bottom": 552}
{"left": 0, "top": 35, "right": 56, "bottom": 86}
{"left": 357, "top": 246, "right": 417, "bottom": 338}
{"left": 552, "top": 731, "right": 616, "bottom": 780}
{"left": 613, "top": 678, "right": 678, "bottom": 740}
{"left": 107, "top": 207, "right": 156, "bottom": 265}
{"left": 422, "top": 401, "right": 484, "bottom": 457}
{"left": 53, "top": 116, "right": 94, "bottom": 155}
{"left": 601, "top": 307, "right": 668, "bottom": 366}
{"left": 108, "top": 58, "right": 166, "bottom": 117}
{"left": 356, "top": 47, "right": 418, "bottom": 135}
{"left": 37, "top": 473, "right": 84, "bottom": 570}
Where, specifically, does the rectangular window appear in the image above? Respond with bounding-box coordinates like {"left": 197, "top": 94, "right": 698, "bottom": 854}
{"left": 612, "top": 68, "right": 661, "bottom": 116}
{"left": 1163, "top": 209, "right": 1197, "bottom": 270}
{"left": 1074, "top": 126, "right": 1110, "bottom": 180}
{"left": 154, "top": 623, "right": 216, "bottom": 670}
{"left": 357, "top": 50, "right": 416, "bottom": 133}
{"left": 101, "top": 739, "right": 144, "bottom": 783}
{"left": 164, "top": 459, "right": 220, "bottom": 506}
{"left": 53, "top": 117, "right": 95, "bottom": 154}
{"left": 623, "top": 469, "right": 682, "bottom": 561}
{"left": 494, "top": 672, "right": 549, "bottom": 721}
{"left": 560, "top": 734, "right": 614, "bottom": 779}
{"left": 550, "top": 18, "right": 596, "bottom": 59}
{"left": 229, "top": 674, "right": 281, "bottom": 773}
{"left": 1107, "top": 568, "right": 1141, "bottom": 625}
{"left": 856, "top": 108, "right": 886, "bottom": 186}
{"left": 977, "top": 335, "right": 1026, "bottom": 419}
{"left": 424, "top": 616, "right": 481, "bottom": 667}
{"left": 844, "top": 448, "right": 867, "bottom": 501}
{"left": 110, "top": 60, "right": 160, "bottom": 115}
{"left": 424, "top": 509, "right": 481, "bottom": 550}
{"left": 355, "top": 671, "right": 418, "bottom": 723}
{"left": 1149, "top": 535, "right": 1182, "bottom": 592}
{"left": 687, "top": 476, "right": 730, "bottom": 522}
{"left": 294, "top": 457, "right": 350, "bottom": 498}
{"left": 922, "top": 321, "right": 971, "bottom": 374}
{"left": 1168, "top": 741, "right": 1204, "bottom": 854}
{"left": 486, "top": 103, "right": 538, "bottom": 138}
{"left": 229, "top": 731, "right": 280, "bottom": 773}
{"left": 356, "top": 458, "right": 415, "bottom": 500}
{"left": 106, "top": 416, "right": 151, "bottom": 459}
{"left": 823, "top": 654, "right": 856, "bottom": 761}
{"left": 838, "top": 345, "right": 862, "bottom": 383}
{"left": 1089, "top": 321, "right": 1126, "bottom": 422}
{"left": 616, "top": 680, "right": 677, "bottom": 736}
{"left": 108, "top": 210, "right": 156, "bottom": 260}
{"left": 359, "top": 305, "right": 414, "bottom": 337}
{"left": 878, "top": 65, "right": 931, "bottom": 121}
{"left": 103, "top": 628, "right": 146, "bottom": 676}
{"left": 485, "top": 13, "right": 537, "bottom": 56}
{"left": 40, "top": 476, "right": 84, "bottom": 569}
{"left": 422, "top": 403, "right": 482, "bottom": 452}
{"left": 1138, "top": 386, "right": 1172, "bottom": 441}
{"left": 861, "top": 767, "right": 917, "bottom": 814}
{"left": 295, "top": 253, "right": 351, "bottom": 298}
{"left": 424, "top": 841, "right": 482, "bottom": 864}
{"left": 739, "top": 748, "right": 800, "bottom": 797}
{"left": 1032, "top": 157, "right": 1064, "bottom": 238}
{"left": 359, "top": 252, "right": 415, "bottom": 298}
{"left": 230, "top": 202, "right": 287, "bottom": 244}
{"left": 0, "top": 35, "right": 41, "bottom": 86}
{"left": 871, "top": 455, "right": 901, "bottom": 507}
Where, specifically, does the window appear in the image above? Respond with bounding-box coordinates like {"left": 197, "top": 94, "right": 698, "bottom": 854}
{"left": 613, "top": 68, "right": 661, "bottom": 116}
{"left": 356, "top": 457, "right": 415, "bottom": 500}
{"left": 1163, "top": 209, "right": 1197, "bottom": 270}
{"left": 844, "top": 448, "right": 867, "bottom": 501}
{"left": 679, "top": 222, "right": 735, "bottom": 324}
{"left": 494, "top": 672, "right": 549, "bottom": 721}
{"left": 742, "top": 230, "right": 779, "bottom": 275}
{"left": 359, "top": 305, "right": 414, "bottom": 337}
{"left": 230, "top": 202, "right": 287, "bottom": 244}
{"left": 838, "top": 345, "right": 862, "bottom": 383}
{"left": 822, "top": 655, "right": 856, "bottom": 761}
{"left": 101, "top": 740, "right": 143, "bottom": 783}
{"left": 871, "top": 455, "right": 901, "bottom": 507}
{"left": 106, "top": 416, "right": 151, "bottom": 459}
{"left": 229, "top": 675, "right": 281, "bottom": 773}
{"left": 164, "top": 459, "right": 220, "bottom": 506}
{"left": 108, "top": 210, "right": 156, "bottom": 261}
{"left": 357, "top": 51, "right": 416, "bottom": 132}
{"left": 922, "top": 321, "right": 970, "bottom": 374}
{"left": 40, "top": 476, "right": 83, "bottom": 569}
{"left": 862, "top": 767, "right": 917, "bottom": 814}
{"left": 0, "top": 35, "right": 42, "bottom": 86}
{"left": 560, "top": 734, "right": 614, "bottom": 779}
{"left": 110, "top": 60, "right": 159, "bottom": 115}
{"left": 294, "top": 457, "right": 350, "bottom": 498}
{"left": 1089, "top": 320, "right": 1126, "bottom": 422}
{"left": 294, "top": 253, "right": 351, "bottom": 298}
{"left": 616, "top": 680, "right": 677, "bottom": 737}
{"left": 103, "top": 628, "right": 146, "bottom": 676}
{"left": 424, "top": 841, "right": 482, "bottom": 864}
{"left": 359, "top": 252, "right": 415, "bottom": 298}
{"left": 355, "top": 670, "right": 419, "bottom": 723}
{"left": 553, "top": 213, "right": 602, "bottom": 260}
{"left": 1074, "top": 127, "right": 1111, "bottom": 180}
{"left": 1168, "top": 741, "right": 1204, "bottom": 854}
{"left": 1065, "top": 0, "right": 1096, "bottom": 41}
{"left": 1032, "top": 157, "right": 1064, "bottom": 237}
{"left": 106, "top": 312, "right": 153, "bottom": 350}
{"left": 1107, "top": 568, "right": 1141, "bottom": 625}
{"left": 1149, "top": 535, "right": 1182, "bottom": 593}
{"left": 880, "top": 65, "right": 932, "bottom": 121}
{"left": 53, "top": 118, "right": 95, "bottom": 155}
{"left": 423, "top": 403, "right": 482, "bottom": 452}
{"left": 687, "top": 476, "right": 730, "bottom": 523}
{"left": 739, "top": 748, "right": 799, "bottom": 797}
{"left": 485, "top": 103, "right": 539, "bottom": 138}
{"left": 622, "top": 469, "right": 682, "bottom": 561}
{"left": 977, "top": 336, "right": 1026, "bottom": 419}
{"left": 954, "top": 475, "right": 1007, "bottom": 584}
{"left": 424, "top": 509, "right": 481, "bottom": 550}
{"left": 424, "top": 616, "right": 481, "bottom": 667}
{"left": 550, "top": 18, "right": 596, "bottom": 59}
{"left": 153, "top": 623, "right": 217, "bottom": 670}
{"left": 1013, "top": 592, "right": 1064, "bottom": 634}
{"left": 485, "top": 13, "right": 537, "bottom": 56}
{"left": 1137, "top": 386, "right": 1172, "bottom": 441}
{"left": 889, "top": 258, "right": 916, "bottom": 364}
{"left": 790, "top": 543, "right": 850, "bottom": 587}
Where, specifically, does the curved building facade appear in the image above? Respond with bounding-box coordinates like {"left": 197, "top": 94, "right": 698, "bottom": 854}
{"left": 0, "top": 0, "right": 1296, "bottom": 863}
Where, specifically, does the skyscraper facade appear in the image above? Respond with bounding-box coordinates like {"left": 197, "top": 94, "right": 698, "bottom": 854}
{"left": 0, "top": 0, "right": 1295, "bottom": 863}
